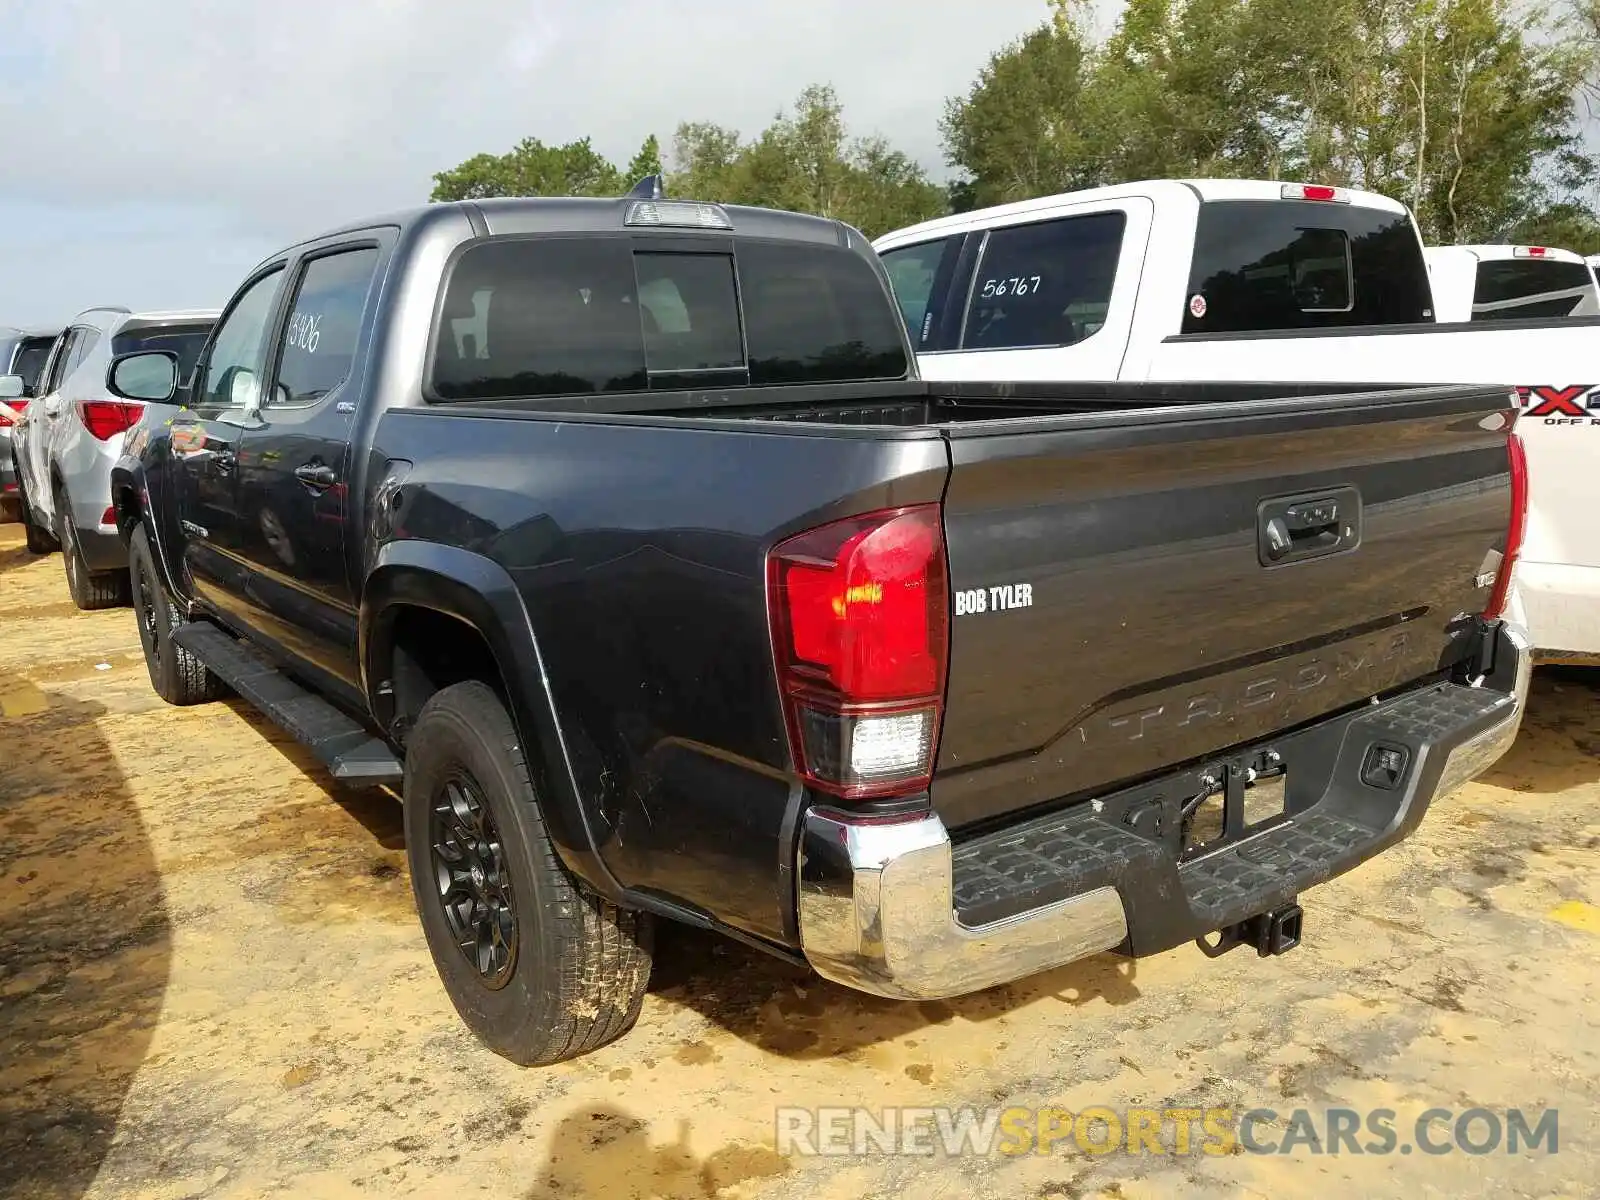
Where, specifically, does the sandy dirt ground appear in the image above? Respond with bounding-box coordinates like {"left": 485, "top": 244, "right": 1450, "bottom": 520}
{"left": 0, "top": 521, "right": 1595, "bottom": 1200}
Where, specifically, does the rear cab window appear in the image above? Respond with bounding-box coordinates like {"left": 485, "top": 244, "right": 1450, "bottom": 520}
{"left": 1472, "top": 258, "right": 1597, "bottom": 320}
{"left": 429, "top": 235, "right": 908, "bottom": 402}
{"left": 1182, "top": 200, "right": 1432, "bottom": 334}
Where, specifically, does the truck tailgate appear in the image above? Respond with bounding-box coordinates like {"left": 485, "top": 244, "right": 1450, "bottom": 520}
{"left": 932, "top": 384, "right": 1515, "bottom": 831}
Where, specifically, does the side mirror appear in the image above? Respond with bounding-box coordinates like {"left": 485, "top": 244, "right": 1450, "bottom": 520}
{"left": 228, "top": 367, "right": 261, "bottom": 415}
{"left": 0, "top": 374, "right": 24, "bottom": 401}
{"left": 107, "top": 351, "right": 179, "bottom": 403}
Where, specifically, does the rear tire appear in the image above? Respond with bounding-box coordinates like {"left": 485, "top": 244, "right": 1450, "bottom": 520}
{"left": 14, "top": 463, "right": 57, "bottom": 554}
{"left": 57, "top": 483, "right": 127, "bottom": 610}
{"left": 129, "top": 524, "right": 222, "bottom": 705}
{"left": 404, "top": 680, "right": 653, "bottom": 1066}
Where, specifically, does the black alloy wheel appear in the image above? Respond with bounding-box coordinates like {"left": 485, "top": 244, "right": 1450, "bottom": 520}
{"left": 430, "top": 772, "right": 519, "bottom": 988}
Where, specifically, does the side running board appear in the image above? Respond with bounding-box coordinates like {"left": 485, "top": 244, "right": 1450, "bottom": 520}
{"left": 173, "top": 622, "right": 404, "bottom": 785}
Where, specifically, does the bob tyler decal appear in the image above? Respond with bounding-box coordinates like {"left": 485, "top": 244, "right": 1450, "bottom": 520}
{"left": 955, "top": 584, "right": 1034, "bottom": 616}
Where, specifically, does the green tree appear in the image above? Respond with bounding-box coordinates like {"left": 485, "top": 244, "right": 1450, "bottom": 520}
{"left": 669, "top": 85, "right": 947, "bottom": 237}
{"left": 430, "top": 136, "right": 623, "bottom": 201}
{"left": 430, "top": 88, "right": 945, "bottom": 238}
{"left": 838, "top": 137, "right": 948, "bottom": 237}
{"left": 943, "top": 0, "right": 1599, "bottom": 243}
{"left": 940, "top": 21, "right": 1095, "bottom": 207}
{"left": 1398, "top": 0, "right": 1597, "bottom": 241}
{"left": 669, "top": 122, "right": 745, "bottom": 200}
{"left": 625, "top": 134, "right": 664, "bottom": 187}
{"left": 1504, "top": 202, "right": 1600, "bottom": 252}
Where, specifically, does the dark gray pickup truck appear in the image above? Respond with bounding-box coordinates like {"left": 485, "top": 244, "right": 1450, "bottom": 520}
{"left": 106, "top": 185, "right": 1532, "bottom": 1065}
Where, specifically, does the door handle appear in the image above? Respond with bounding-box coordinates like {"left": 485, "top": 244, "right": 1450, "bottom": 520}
{"left": 212, "top": 448, "right": 235, "bottom": 476}
{"left": 294, "top": 463, "right": 338, "bottom": 491}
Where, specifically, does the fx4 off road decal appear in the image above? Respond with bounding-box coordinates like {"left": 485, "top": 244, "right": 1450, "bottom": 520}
{"left": 1515, "top": 385, "right": 1600, "bottom": 423}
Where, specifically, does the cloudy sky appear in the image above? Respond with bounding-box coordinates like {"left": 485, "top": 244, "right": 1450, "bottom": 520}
{"left": 0, "top": 0, "right": 1129, "bottom": 327}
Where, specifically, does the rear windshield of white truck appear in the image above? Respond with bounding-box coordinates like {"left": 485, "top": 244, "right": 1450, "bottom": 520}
{"left": 1182, "top": 201, "right": 1433, "bottom": 334}
{"left": 1471, "top": 259, "right": 1597, "bottom": 320}
{"left": 8, "top": 336, "right": 56, "bottom": 395}
{"left": 113, "top": 322, "right": 214, "bottom": 388}
{"left": 429, "top": 236, "right": 910, "bottom": 401}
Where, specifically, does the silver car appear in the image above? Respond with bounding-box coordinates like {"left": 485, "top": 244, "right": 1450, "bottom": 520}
{"left": 0, "top": 325, "right": 61, "bottom": 520}
{"left": 10, "top": 307, "right": 217, "bottom": 607}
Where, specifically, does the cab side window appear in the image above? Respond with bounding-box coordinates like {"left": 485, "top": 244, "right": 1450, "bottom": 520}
{"left": 880, "top": 237, "right": 960, "bottom": 350}
{"left": 961, "top": 214, "right": 1127, "bottom": 351}
{"left": 198, "top": 269, "right": 285, "bottom": 410}
{"left": 272, "top": 247, "right": 381, "bottom": 406}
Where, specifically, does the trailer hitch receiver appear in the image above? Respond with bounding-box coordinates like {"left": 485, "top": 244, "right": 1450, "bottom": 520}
{"left": 1196, "top": 902, "right": 1304, "bottom": 959}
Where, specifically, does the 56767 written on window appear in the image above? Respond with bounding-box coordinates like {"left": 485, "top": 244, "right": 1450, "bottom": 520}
{"left": 961, "top": 213, "right": 1127, "bottom": 351}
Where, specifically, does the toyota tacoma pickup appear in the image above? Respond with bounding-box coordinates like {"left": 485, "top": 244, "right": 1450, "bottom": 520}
{"left": 107, "top": 185, "right": 1531, "bottom": 1066}
{"left": 875, "top": 179, "right": 1600, "bottom": 663}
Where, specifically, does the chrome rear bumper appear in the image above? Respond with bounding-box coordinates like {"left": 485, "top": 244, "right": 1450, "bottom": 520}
{"left": 797, "top": 622, "right": 1531, "bottom": 1001}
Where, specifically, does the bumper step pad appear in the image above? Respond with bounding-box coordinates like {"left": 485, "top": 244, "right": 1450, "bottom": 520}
{"left": 949, "top": 680, "right": 1516, "bottom": 954}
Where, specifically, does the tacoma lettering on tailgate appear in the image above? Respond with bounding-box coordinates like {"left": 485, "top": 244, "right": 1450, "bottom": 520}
{"left": 1078, "top": 632, "right": 1412, "bottom": 745}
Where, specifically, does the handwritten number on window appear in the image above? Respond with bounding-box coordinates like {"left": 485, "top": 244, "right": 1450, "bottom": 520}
{"left": 286, "top": 312, "right": 321, "bottom": 354}
{"left": 979, "top": 276, "right": 1043, "bottom": 299}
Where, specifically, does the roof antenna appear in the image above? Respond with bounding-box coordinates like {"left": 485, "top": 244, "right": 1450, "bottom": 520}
{"left": 626, "top": 174, "right": 665, "bottom": 200}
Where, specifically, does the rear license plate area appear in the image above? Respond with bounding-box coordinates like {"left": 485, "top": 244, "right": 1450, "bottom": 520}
{"left": 1182, "top": 767, "right": 1289, "bottom": 857}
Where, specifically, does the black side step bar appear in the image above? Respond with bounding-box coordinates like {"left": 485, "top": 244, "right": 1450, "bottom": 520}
{"left": 173, "top": 622, "right": 404, "bottom": 785}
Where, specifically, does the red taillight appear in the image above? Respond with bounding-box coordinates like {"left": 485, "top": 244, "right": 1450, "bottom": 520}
{"left": 1513, "top": 246, "right": 1549, "bottom": 258}
{"left": 100, "top": 506, "right": 116, "bottom": 527}
{"left": 768, "top": 504, "right": 949, "bottom": 800}
{"left": 77, "top": 400, "right": 144, "bottom": 441}
{"left": 0, "top": 399, "right": 30, "bottom": 428}
{"left": 1484, "top": 428, "right": 1527, "bottom": 620}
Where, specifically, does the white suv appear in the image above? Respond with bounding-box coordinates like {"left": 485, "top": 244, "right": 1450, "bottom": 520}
{"left": 12, "top": 307, "right": 217, "bottom": 607}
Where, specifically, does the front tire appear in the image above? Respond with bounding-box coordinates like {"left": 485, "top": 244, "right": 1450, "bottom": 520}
{"left": 57, "top": 484, "right": 127, "bottom": 609}
{"left": 129, "top": 524, "right": 222, "bottom": 705}
{"left": 404, "top": 681, "right": 653, "bottom": 1066}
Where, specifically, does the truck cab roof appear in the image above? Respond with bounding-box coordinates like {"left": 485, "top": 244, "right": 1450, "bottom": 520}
{"left": 1426, "top": 244, "right": 1591, "bottom": 265}
{"left": 268, "top": 195, "right": 865, "bottom": 271}
{"left": 874, "top": 178, "right": 1406, "bottom": 251}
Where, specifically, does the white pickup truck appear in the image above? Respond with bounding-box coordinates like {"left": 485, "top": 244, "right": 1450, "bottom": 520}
{"left": 1424, "top": 244, "right": 1600, "bottom": 323}
{"left": 874, "top": 179, "right": 1600, "bottom": 662}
